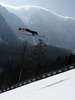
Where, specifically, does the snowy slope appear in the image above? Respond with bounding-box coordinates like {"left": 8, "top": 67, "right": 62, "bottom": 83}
{"left": 0, "top": 68, "right": 75, "bottom": 100}
{"left": 3, "top": 5, "right": 75, "bottom": 50}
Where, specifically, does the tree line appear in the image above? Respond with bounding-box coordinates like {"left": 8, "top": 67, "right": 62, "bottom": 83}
{"left": 0, "top": 39, "right": 75, "bottom": 90}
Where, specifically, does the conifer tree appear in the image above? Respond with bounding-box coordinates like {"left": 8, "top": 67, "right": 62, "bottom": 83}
{"left": 30, "top": 39, "right": 47, "bottom": 76}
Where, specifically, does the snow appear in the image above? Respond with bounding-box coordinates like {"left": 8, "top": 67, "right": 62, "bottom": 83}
{"left": 0, "top": 3, "right": 75, "bottom": 49}
{"left": 3, "top": 4, "right": 75, "bottom": 49}
{"left": 0, "top": 69, "right": 75, "bottom": 100}
{"left": 0, "top": 3, "right": 74, "bottom": 20}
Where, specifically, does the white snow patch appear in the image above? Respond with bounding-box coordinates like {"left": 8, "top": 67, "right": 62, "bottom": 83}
{"left": 0, "top": 69, "right": 75, "bottom": 100}
{"left": 0, "top": 2, "right": 75, "bottom": 20}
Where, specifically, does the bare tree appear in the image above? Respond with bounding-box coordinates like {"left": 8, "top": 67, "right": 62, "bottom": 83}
{"left": 19, "top": 41, "right": 27, "bottom": 83}
{"left": 30, "top": 39, "right": 47, "bottom": 76}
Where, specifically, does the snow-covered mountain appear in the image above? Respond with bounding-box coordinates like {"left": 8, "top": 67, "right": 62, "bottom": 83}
{"left": 0, "top": 13, "right": 19, "bottom": 45}
{"left": 4, "top": 5, "right": 75, "bottom": 50}
{"left": 0, "top": 5, "right": 26, "bottom": 36}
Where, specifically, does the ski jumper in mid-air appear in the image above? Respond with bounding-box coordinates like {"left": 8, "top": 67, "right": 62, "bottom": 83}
{"left": 18, "top": 28, "right": 38, "bottom": 36}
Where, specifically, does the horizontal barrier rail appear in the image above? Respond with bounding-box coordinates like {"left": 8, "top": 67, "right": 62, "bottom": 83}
{"left": 0, "top": 64, "right": 75, "bottom": 94}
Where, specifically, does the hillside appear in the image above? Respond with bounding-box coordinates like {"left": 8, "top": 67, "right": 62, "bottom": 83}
{"left": 0, "top": 13, "right": 19, "bottom": 45}
{"left": 5, "top": 5, "right": 75, "bottom": 50}
{"left": 0, "top": 68, "right": 75, "bottom": 100}
{"left": 0, "top": 5, "right": 26, "bottom": 36}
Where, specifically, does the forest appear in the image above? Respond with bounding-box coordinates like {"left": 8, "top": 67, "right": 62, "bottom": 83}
{"left": 0, "top": 39, "right": 75, "bottom": 90}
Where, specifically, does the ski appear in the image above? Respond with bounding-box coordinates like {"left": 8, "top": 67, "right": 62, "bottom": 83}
{"left": 16, "top": 32, "right": 45, "bottom": 37}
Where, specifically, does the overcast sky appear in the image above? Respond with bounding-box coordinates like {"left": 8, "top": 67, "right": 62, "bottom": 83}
{"left": 0, "top": 0, "right": 75, "bottom": 18}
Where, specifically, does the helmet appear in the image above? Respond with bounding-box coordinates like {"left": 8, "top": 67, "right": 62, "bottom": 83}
{"left": 18, "top": 28, "right": 22, "bottom": 31}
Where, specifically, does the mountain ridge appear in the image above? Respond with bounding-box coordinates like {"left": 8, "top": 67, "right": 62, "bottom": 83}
{"left": 0, "top": 3, "right": 75, "bottom": 20}
{"left": 0, "top": 5, "right": 27, "bottom": 35}
{"left": 0, "top": 13, "right": 20, "bottom": 45}
{"left": 0, "top": 4, "right": 75, "bottom": 50}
